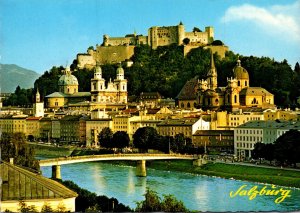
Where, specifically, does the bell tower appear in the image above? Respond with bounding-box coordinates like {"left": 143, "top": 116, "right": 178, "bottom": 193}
{"left": 91, "top": 64, "right": 106, "bottom": 102}
{"left": 33, "top": 88, "right": 44, "bottom": 117}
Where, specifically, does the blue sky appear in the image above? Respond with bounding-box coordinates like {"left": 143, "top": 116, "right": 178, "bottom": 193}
{"left": 1, "top": 0, "right": 299, "bottom": 74}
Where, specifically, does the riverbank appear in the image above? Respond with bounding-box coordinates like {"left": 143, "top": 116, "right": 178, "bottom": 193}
{"left": 29, "top": 143, "right": 75, "bottom": 157}
{"left": 108, "top": 159, "right": 300, "bottom": 188}
{"left": 33, "top": 144, "right": 300, "bottom": 188}
{"left": 146, "top": 160, "right": 300, "bottom": 188}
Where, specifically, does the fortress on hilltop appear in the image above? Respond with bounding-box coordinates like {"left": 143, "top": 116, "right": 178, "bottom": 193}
{"left": 77, "top": 22, "right": 228, "bottom": 68}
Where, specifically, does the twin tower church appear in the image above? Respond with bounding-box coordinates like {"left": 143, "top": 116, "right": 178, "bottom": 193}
{"left": 45, "top": 65, "right": 127, "bottom": 110}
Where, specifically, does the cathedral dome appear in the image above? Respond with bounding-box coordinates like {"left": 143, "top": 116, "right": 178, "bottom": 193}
{"left": 233, "top": 59, "right": 249, "bottom": 80}
{"left": 58, "top": 68, "right": 78, "bottom": 86}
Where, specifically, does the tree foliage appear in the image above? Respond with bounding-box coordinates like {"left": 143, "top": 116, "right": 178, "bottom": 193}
{"left": 112, "top": 131, "right": 130, "bottom": 149}
{"left": 273, "top": 129, "right": 300, "bottom": 167}
{"left": 0, "top": 133, "right": 39, "bottom": 171}
{"left": 3, "top": 86, "right": 33, "bottom": 107}
{"left": 34, "top": 66, "right": 64, "bottom": 98}
{"left": 252, "top": 130, "right": 300, "bottom": 167}
{"left": 136, "top": 188, "right": 188, "bottom": 212}
{"left": 133, "top": 127, "right": 159, "bottom": 152}
{"left": 133, "top": 128, "right": 203, "bottom": 154}
{"left": 98, "top": 127, "right": 113, "bottom": 148}
{"left": 60, "top": 180, "right": 132, "bottom": 212}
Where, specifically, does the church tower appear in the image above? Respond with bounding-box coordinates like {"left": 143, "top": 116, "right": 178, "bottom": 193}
{"left": 33, "top": 88, "right": 44, "bottom": 117}
{"left": 207, "top": 52, "right": 217, "bottom": 90}
{"left": 114, "top": 64, "right": 128, "bottom": 103}
{"left": 91, "top": 64, "right": 106, "bottom": 103}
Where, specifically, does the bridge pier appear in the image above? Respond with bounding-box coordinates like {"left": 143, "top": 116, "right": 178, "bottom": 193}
{"left": 136, "top": 160, "right": 146, "bottom": 177}
{"left": 52, "top": 165, "right": 61, "bottom": 179}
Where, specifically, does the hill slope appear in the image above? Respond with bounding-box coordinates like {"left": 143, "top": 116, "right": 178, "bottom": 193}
{"left": 0, "top": 64, "right": 40, "bottom": 92}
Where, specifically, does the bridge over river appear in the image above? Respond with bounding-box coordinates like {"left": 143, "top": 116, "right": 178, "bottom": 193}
{"left": 39, "top": 154, "right": 201, "bottom": 178}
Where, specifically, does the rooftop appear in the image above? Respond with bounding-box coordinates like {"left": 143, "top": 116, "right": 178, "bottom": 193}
{"left": 157, "top": 118, "right": 199, "bottom": 126}
{"left": 0, "top": 161, "right": 77, "bottom": 201}
{"left": 176, "top": 76, "right": 198, "bottom": 100}
{"left": 237, "top": 120, "right": 300, "bottom": 129}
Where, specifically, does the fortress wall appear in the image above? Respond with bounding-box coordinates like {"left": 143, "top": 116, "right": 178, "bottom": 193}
{"left": 183, "top": 45, "right": 229, "bottom": 58}
{"left": 95, "top": 45, "right": 135, "bottom": 64}
{"left": 203, "top": 45, "right": 229, "bottom": 59}
{"left": 105, "top": 37, "right": 136, "bottom": 46}
{"left": 77, "top": 54, "right": 96, "bottom": 69}
{"left": 185, "top": 32, "right": 210, "bottom": 44}
{"left": 137, "top": 36, "right": 148, "bottom": 45}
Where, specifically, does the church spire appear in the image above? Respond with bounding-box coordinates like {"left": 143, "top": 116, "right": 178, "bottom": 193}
{"left": 35, "top": 87, "right": 40, "bottom": 103}
{"left": 207, "top": 51, "right": 217, "bottom": 90}
{"left": 210, "top": 51, "right": 215, "bottom": 70}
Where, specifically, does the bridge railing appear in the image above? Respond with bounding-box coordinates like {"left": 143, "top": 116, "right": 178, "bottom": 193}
{"left": 39, "top": 153, "right": 196, "bottom": 165}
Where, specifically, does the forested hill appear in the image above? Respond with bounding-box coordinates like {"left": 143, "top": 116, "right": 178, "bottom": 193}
{"left": 0, "top": 64, "right": 40, "bottom": 92}
{"left": 5, "top": 45, "right": 300, "bottom": 107}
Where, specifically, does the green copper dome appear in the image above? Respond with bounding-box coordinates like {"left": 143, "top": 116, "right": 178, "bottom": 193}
{"left": 58, "top": 67, "right": 78, "bottom": 86}
{"left": 233, "top": 59, "right": 249, "bottom": 80}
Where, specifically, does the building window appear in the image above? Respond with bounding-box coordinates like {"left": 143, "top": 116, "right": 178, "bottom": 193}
{"left": 187, "top": 102, "right": 191, "bottom": 108}
{"left": 245, "top": 81, "right": 247, "bottom": 86}
{"left": 238, "top": 81, "right": 240, "bottom": 86}
{"left": 234, "top": 95, "right": 237, "bottom": 103}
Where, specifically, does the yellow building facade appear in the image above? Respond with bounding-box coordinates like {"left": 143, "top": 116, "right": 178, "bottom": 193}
{"left": 0, "top": 115, "right": 27, "bottom": 134}
{"left": 196, "top": 54, "right": 275, "bottom": 111}
{"left": 26, "top": 117, "right": 42, "bottom": 139}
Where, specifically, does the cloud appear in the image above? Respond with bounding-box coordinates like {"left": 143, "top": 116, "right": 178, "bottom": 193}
{"left": 221, "top": 1, "right": 300, "bottom": 42}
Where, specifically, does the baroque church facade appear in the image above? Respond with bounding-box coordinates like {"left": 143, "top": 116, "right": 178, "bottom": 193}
{"left": 46, "top": 65, "right": 127, "bottom": 110}
{"left": 197, "top": 54, "right": 275, "bottom": 111}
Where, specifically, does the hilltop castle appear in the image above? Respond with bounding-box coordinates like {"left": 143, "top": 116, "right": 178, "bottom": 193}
{"left": 77, "top": 22, "right": 228, "bottom": 68}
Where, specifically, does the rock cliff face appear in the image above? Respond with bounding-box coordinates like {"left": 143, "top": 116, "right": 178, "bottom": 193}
{"left": 0, "top": 63, "right": 40, "bottom": 92}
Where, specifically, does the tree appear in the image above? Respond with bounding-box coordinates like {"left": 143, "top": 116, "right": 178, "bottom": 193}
{"left": 41, "top": 202, "right": 53, "bottom": 213}
{"left": 98, "top": 127, "right": 113, "bottom": 148}
{"left": 252, "top": 142, "right": 265, "bottom": 164}
{"left": 274, "top": 129, "right": 300, "bottom": 167}
{"left": 136, "top": 188, "right": 188, "bottom": 212}
{"left": 183, "top": 38, "right": 190, "bottom": 45}
{"left": 135, "top": 188, "right": 162, "bottom": 212}
{"left": 133, "top": 127, "right": 159, "bottom": 152}
{"left": 60, "top": 180, "right": 131, "bottom": 212}
{"left": 19, "top": 201, "right": 37, "bottom": 213}
{"left": 263, "top": 143, "right": 275, "bottom": 165}
{"left": 161, "top": 194, "right": 188, "bottom": 212}
{"left": 295, "top": 62, "right": 300, "bottom": 74}
{"left": 173, "top": 134, "right": 186, "bottom": 153}
{"left": 112, "top": 131, "right": 130, "bottom": 149}
{"left": 0, "top": 133, "right": 39, "bottom": 170}
{"left": 193, "top": 27, "right": 201, "bottom": 32}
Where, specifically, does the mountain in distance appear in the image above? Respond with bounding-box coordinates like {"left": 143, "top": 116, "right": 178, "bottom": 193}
{"left": 0, "top": 63, "right": 40, "bottom": 93}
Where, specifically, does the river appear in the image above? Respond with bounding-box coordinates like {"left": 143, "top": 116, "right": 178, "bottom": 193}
{"left": 41, "top": 161, "right": 300, "bottom": 212}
